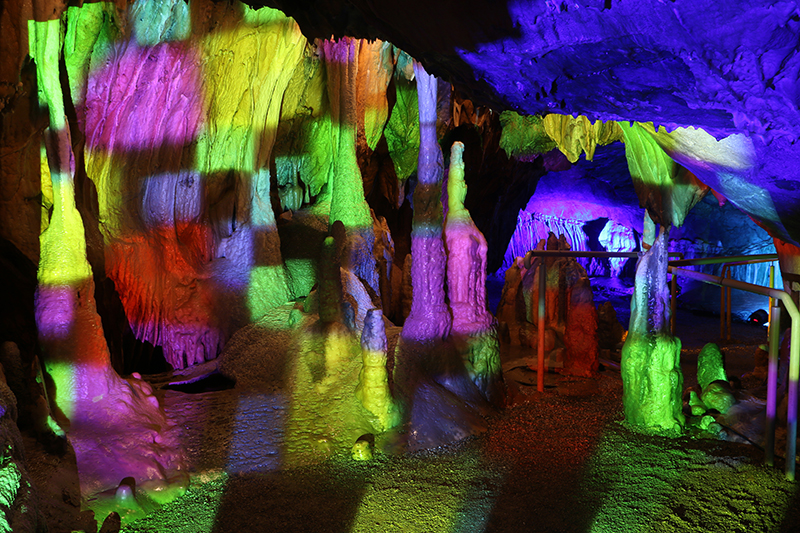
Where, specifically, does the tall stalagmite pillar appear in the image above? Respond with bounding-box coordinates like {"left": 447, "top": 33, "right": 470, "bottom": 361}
{"left": 444, "top": 142, "right": 503, "bottom": 402}
{"left": 401, "top": 62, "right": 451, "bottom": 343}
{"left": 322, "top": 38, "right": 380, "bottom": 300}
{"left": 621, "top": 221, "right": 684, "bottom": 431}
{"left": 30, "top": 17, "right": 183, "bottom": 498}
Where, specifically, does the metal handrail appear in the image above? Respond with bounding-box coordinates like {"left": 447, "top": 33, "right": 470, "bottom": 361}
{"left": 523, "top": 250, "right": 644, "bottom": 392}
{"left": 666, "top": 254, "right": 778, "bottom": 339}
{"left": 668, "top": 253, "right": 779, "bottom": 267}
{"left": 719, "top": 258, "right": 779, "bottom": 340}
{"left": 522, "top": 249, "right": 683, "bottom": 387}
{"left": 518, "top": 249, "right": 800, "bottom": 478}
{"left": 669, "top": 265, "right": 799, "bottom": 480}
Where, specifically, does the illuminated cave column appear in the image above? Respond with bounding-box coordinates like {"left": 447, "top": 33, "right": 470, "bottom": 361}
{"left": 401, "top": 61, "right": 452, "bottom": 343}
{"left": 31, "top": 19, "right": 108, "bottom": 421}
{"left": 321, "top": 38, "right": 380, "bottom": 300}
{"left": 444, "top": 142, "right": 503, "bottom": 400}
{"left": 621, "top": 223, "right": 685, "bottom": 432}
{"left": 30, "top": 17, "right": 182, "bottom": 497}
{"left": 355, "top": 309, "right": 400, "bottom": 430}
{"left": 195, "top": 5, "right": 307, "bottom": 325}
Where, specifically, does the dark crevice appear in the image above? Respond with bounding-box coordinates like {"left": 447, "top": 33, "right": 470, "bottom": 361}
{"left": 163, "top": 371, "right": 236, "bottom": 393}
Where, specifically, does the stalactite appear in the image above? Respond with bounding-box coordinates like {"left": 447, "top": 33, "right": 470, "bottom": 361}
{"left": 501, "top": 211, "right": 590, "bottom": 273}
{"left": 322, "top": 37, "right": 381, "bottom": 307}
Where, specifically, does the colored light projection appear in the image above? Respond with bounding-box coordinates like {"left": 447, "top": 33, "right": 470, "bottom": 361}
{"left": 444, "top": 142, "right": 503, "bottom": 402}
{"left": 77, "top": 0, "right": 311, "bottom": 368}
{"left": 400, "top": 61, "right": 451, "bottom": 344}
{"left": 30, "top": 10, "right": 186, "bottom": 502}
{"left": 30, "top": 1, "right": 431, "bottom": 525}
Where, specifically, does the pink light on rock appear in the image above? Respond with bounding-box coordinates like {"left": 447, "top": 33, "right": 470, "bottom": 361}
{"left": 84, "top": 40, "right": 203, "bottom": 151}
{"left": 35, "top": 285, "right": 76, "bottom": 341}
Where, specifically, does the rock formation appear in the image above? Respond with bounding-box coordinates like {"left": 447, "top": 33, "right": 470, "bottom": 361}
{"left": 444, "top": 141, "right": 503, "bottom": 401}
{"left": 500, "top": 233, "right": 600, "bottom": 378}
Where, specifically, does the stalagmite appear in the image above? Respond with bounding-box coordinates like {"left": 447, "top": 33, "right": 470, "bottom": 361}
{"left": 319, "top": 236, "right": 343, "bottom": 324}
{"left": 621, "top": 224, "right": 685, "bottom": 431}
{"left": 355, "top": 309, "right": 400, "bottom": 431}
{"left": 444, "top": 142, "right": 503, "bottom": 401}
{"left": 401, "top": 61, "right": 451, "bottom": 343}
{"left": 30, "top": 17, "right": 184, "bottom": 497}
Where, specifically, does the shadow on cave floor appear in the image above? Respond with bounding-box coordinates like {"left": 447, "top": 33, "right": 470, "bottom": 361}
{"left": 123, "top": 357, "right": 800, "bottom": 533}
{"left": 51, "top": 308, "right": 794, "bottom": 533}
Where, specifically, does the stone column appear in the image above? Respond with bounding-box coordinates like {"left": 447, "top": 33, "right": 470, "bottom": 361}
{"left": 30, "top": 18, "right": 183, "bottom": 498}
{"left": 401, "top": 61, "right": 451, "bottom": 343}
{"left": 621, "top": 223, "right": 685, "bottom": 431}
{"left": 444, "top": 142, "right": 503, "bottom": 401}
{"left": 322, "top": 38, "right": 380, "bottom": 301}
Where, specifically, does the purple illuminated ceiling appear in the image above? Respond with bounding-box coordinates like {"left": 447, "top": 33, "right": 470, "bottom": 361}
{"left": 263, "top": 0, "right": 800, "bottom": 246}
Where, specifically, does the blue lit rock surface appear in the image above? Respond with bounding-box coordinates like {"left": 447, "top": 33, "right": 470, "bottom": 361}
{"left": 274, "top": 0, "right": 800, "bottom": 247}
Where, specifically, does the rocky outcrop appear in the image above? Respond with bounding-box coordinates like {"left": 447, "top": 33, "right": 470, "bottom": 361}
{"left": 0, "top": 356, "right": 47, "bottom": 533}
{"left": 500, "top": 233, "right": 599, "bottom": 378}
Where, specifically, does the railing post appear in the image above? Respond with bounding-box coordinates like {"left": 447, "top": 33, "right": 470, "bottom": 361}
{"left": 726, "top": 273, "right": 732, "bottom": 341}
{"left": 766, "top": 302, "right": 780, "bottom": 467}
{"left": 671, "top": 273, "right": 677, "bottom": 335}
{"left": 538, "top": 260, "right": 546, "bottom": 393}
{"left": 720, "top": 271, "right": 726, "bottom": 340}
{"left": 787, "top": 324, "right": 799, "bottom": 480}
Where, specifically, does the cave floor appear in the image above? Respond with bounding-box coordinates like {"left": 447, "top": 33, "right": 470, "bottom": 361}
{"left": 25, "top": 311, "right": 800, "bottom": 533}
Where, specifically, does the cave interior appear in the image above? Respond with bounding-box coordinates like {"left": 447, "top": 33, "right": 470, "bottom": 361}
{"left": 2, "top": 0, "right": 800, "bottom": 531}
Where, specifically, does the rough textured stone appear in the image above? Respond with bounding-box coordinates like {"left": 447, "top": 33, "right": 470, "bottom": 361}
{"left": 697, "top": 343, "right": 728, "bottom": 392}
{"left": 444, "top": 141, "right": 503, "bottom": 402}
{"left": 622, "top": 226, "right": 684, "bottom": 431}
{"left": 502, "top": 234, "right": 599, "bottom": 377}
{"left": 400, "top": 63, "right": 451, "bottom": 344}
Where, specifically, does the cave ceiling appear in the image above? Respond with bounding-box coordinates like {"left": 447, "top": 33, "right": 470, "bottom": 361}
{"left": 255, "top": 0, "right": 800, "bottom": 246}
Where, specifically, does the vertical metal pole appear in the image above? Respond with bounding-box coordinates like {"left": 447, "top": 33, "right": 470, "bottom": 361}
{"left": 766, "top": 303, "right": 780, "bottom": 467}
{"left": 768, "top": 265, "right": 775, "bottom": 335}
{"left": 670, "top": 273, "right": 677, "bottom": 335}
{"left": 787, "top": 324, "right": 799, "bottom": 480}
{"left": 720, "top": 277, "right": 725, "bottom": 340}
{"left": 538, "top": 261, "right": 546, "bottom": 393}
{"left": 727, "top": 275, "right": 732, "bottom": 341}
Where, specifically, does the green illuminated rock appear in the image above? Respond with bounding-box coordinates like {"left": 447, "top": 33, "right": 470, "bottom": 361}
{"left": 498, "top": 111, "right": 556, "bottom": 158}
{"left": 622, "top": 225, "right": 684, "bottom": 432}
{"left": 702, "top": 381, "right": 736, "bottom": 414}
{"left": 622, "top": 333, "right": 684, "bottom": 432}
{"left": 322, "top": 38, "right": 381, "bottom": 299}
{"left": 620, "top": 122, "right": 709, "bottom": 227}
{"left": 275, "top": 45, "right": 333, "bottom": 207}
{"left": 64, "top": 3, "right": 119, "bottom": 108}
{"left": 697, "top": 343, "right": 727, "bottom": 391}
{"left": 385, "top": 58, "right": 420, "bottom": 181}
{"left": 688, "top": 390, "right": 707, "bottom": 416}
{"left": 351, "top": 439, "right": 373, "bottom": 461}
